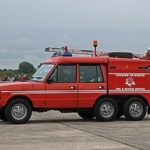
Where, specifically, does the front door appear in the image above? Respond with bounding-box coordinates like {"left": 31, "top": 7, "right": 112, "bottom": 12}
{"left": 77, "top": 64, "right": 107, "bottom": 108}
{"left": 46, "top": 64, "right": 77, "bottom": 108}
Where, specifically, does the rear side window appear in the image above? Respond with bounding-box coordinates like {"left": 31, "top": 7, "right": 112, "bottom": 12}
{"left": 48, "top": 64, "right": 76, "bottom": 83}
{"left": 79, "top": 64, "right": 103, "bottom": 83}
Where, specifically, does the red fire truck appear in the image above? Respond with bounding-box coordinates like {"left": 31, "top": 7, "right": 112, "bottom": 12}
{"left": 0, "top": 42, "right": 150, "bottom": 124}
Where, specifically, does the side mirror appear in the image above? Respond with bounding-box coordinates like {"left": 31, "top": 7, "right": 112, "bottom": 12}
{"left": 47, "top": 78, "right": 55, "bottom": 84}
{"left": 47, "top": 79, "right": 52, "bottom": 84}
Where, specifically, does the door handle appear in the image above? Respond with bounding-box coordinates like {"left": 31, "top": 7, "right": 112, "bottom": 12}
{"left": 98, "top": 86, "right": 104, "bottom": 90}
{"left": 70, "top": 86, "right": 76, "bottom": 90}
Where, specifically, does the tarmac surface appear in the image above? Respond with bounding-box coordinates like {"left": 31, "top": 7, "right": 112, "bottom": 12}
{"left": 0, "top": 111, "right": 150, "bottom": 150}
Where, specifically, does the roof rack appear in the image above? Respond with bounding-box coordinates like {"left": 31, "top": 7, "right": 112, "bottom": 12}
{"left": 44, "top": 40, "right": 150, "bottom": 60}
{"left": 45, "top": 47, "right": 103, "bottom": 57}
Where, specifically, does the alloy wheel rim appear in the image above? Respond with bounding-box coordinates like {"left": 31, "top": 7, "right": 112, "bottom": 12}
{"left": 11, "top": 103, "right": 27, "bottom": 120}
{"left": 129, "top": 101, "right": 143, "bottom": 118}
{"left": 100, "top": 102, "right": 114, "bottom": 118}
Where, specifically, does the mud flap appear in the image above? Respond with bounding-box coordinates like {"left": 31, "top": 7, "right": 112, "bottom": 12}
{"left": 148, "top": 107, "right": 150, "bottom": 114}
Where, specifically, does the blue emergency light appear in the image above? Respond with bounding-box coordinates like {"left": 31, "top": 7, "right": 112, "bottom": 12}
{"left": 51, "top": 51, "right": 72, "bottom": 57}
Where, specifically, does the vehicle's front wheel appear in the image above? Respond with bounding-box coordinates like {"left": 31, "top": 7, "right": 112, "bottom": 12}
{"left": 5, "top": 98, "right": 32, "bottom": 124}
{"left": 0, "top": 110, "right": 7, "bottom": 121}
{"left": 78, "top": 110, "right": 94, "bottom": 119}
{"left": 123, "top": 97, "right": 146, "bottom": 121}
{"left": 94, "top": 97, "right": 118, "bottom": 121}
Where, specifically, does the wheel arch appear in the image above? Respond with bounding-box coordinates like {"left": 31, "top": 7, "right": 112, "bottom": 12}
{"left": 126, "top": 95, "right": 149, "bottom": 106}
{"left": 5, "top": 95, "right": 34, "bottom": 109}
{"left": 93, "top": 94, "right": 110, "bottom": 108}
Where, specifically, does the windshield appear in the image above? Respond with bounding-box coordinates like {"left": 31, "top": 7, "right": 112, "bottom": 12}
{"left": 31, "top": 64, "right": 54, "bottom": 81}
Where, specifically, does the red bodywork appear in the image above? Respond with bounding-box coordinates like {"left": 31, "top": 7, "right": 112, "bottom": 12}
{"left": 0, "top": 56, "right": 150, "bottom": 109}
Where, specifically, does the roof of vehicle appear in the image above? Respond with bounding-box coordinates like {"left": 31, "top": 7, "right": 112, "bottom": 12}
{"left": 44, "top": 56, "right": 108, "bottom": 64}
{"left": 109, "top": 57, "right": 150, "bottom": 64}
{"left": 44, "top": 56, "right": 150, "bottom": 65}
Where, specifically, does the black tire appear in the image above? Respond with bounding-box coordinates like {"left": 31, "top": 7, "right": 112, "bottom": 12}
{"left": 78, "top": 110, "right": 94, "bottom": 119}
{"left": 94, "top": 97, "right": 118, "bottom": 121}
{"left": 123, "top": 97, "right": 146, "bottom": 121}
{"left": 0, "top": 110, "right": 7, "bottom": 121}
{"left": 5, "top": 98, "right": 32, "bottom": 124}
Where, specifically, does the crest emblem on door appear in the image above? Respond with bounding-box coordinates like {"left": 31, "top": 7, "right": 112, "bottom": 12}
{"left": 125, "top": 78, "right": 135, "bottom": 87}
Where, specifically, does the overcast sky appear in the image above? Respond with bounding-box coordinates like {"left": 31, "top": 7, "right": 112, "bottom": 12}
{"left": 0, "top": 0, "right": 150, "bottom": 69}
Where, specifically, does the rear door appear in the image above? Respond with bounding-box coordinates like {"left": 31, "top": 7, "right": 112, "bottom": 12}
{"left": 77, "top": 64, "right": 107, "bottom": 108}
{"left": 45, "top": 64, "right": 77, "bottom": 108}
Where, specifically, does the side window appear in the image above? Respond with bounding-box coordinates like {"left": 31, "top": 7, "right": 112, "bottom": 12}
{"left": 48, "top": 65, "right": 76, "bottom": 83}
{"left": 79, "top": 64, "right": 103, "bottom": 83}
{"left": 48, "top": 67, "right": 57, "bottom": 82}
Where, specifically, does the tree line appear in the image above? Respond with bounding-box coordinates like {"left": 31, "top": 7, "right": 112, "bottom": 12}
{"left": 0, "top": 61, "right": 36, "bottom": 80}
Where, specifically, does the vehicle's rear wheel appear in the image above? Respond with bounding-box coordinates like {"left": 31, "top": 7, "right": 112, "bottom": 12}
{"left": 123, "top": 97, "right": 146, "bottom": 121}
{"left": 78, "top": 110, "right": 94, "bottom": 119}
{"left": 0, "top": 110, "right": 7, "bottom": 121}
{"left": 5, "top": 98, "right": 32, "bottom": 124}
{"left": 94, "top": 97, "right": 118, "bottom": 121}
